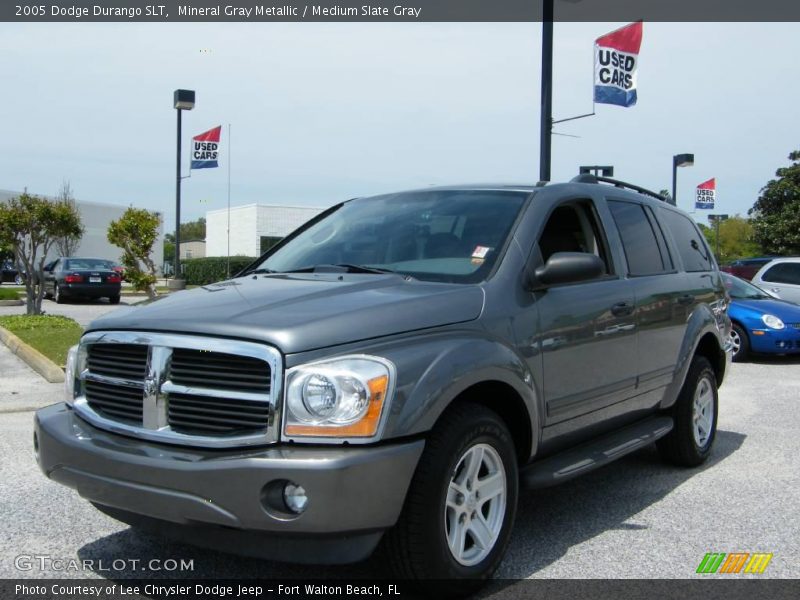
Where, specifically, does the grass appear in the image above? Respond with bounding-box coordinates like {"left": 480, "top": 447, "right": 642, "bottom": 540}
{"left": 0, "top": 315, "right": 82, "bottom": 367}
{"left": 0, "top": 288, "right": 20, "bottom": 301}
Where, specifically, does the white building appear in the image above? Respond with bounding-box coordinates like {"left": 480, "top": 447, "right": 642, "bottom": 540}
{"left": 0, "top": 189, "right": 165, "bottom": 269}
{"left": 206, "top": 204, "right": 325, "bottom": 258}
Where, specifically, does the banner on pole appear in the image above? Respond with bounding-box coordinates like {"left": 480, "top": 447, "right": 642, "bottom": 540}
{"left": 695, "top": 178, "right": 716, "bottom": 210}
{"left": 191, "top": 125, "right": 222, "bottom": 169}
{"left": 594, "top": 21, "right": 642, "bottom": 107}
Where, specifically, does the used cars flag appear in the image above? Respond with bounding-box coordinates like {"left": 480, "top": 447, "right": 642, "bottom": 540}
{"left": 695, "top": 178, "right": 717, "bottom": 209}
{"left": 594, "top": 21, "right": 643, "bottom": 107}
{"left": 191, "top": 125, "right": 222, "bottom": 169}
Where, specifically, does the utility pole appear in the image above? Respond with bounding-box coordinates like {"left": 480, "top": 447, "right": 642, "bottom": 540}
{"left": 539, "top": 0, "right": 554, "bottom": 182}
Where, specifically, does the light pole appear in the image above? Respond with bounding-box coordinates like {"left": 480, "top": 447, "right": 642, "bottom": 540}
{"left": 539, "top": 0, "right": 554, "bottom": 182}
{"left": 173, "top": 89, "right": 195, "bottom": 283}
{"left": 671, "top": 153, "right": 694, "bottom": 207}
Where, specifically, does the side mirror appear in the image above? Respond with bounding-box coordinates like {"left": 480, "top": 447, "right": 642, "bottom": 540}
{"left": 527, "top": 252, "right": 605, "bottom": 290}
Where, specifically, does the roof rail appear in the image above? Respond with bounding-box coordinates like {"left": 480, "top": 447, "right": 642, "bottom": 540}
{"left": 570, "top": 173, "right": 669, "bottom": 203}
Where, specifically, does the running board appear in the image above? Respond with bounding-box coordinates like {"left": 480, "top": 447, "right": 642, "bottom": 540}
{"left": 521, "top": 416, "right": 674, "bottom": 489}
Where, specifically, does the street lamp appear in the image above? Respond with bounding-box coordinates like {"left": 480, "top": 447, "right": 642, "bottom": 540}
{"left": 671, "top": 153, "right": 694, "bottom": 207}
{"left": 173, "top": 89, "right": 195, "bottom": 285}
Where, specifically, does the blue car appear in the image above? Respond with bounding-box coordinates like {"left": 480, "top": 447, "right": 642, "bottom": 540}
{"left": 722, "top": 272, "right": 800, "bottom": 362}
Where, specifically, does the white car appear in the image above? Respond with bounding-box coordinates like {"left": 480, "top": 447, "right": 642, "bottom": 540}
{"left": 752, "top": 257, "right": 800, "bottom": 304}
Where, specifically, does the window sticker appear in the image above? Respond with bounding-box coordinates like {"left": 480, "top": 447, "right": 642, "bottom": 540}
{"left": 472, "top": 245, "right": 491, "bottom": 259}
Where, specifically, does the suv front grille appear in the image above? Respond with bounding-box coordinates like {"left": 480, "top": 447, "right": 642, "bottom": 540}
{"left": 170, "top": 348, "right": 271, "bottom": 394}
{"left": 73, "top": 332, "right": 281, "bottom": 448}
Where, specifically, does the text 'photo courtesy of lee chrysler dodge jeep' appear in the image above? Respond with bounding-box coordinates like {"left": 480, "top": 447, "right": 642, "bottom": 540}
{"left": 35, "top": 174, "right": 732, "bottom": 591}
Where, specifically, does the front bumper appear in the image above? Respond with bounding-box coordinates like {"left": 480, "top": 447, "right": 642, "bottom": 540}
{"left": 35, "top": 403, "right": 424, "bottom": 563}
{"left": 747, "top": 326, "right": 800, "bottom": 354}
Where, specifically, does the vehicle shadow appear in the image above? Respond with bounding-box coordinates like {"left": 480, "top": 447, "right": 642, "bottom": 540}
{"left": 77, "top": 429, "right": 745, "bottom": 582}
{"left": 746, "top": 355, "right": 800, "bottom": 366}
{"left": 497, "top": 428, "right": 746, "bottom": 578}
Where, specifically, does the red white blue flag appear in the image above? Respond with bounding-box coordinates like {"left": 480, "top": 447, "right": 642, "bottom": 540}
{"left": 191, "top": 125, "right": 221, "bottom": 170}
{"left": 695, "top": 178, "right": 716, "bottom": 210}
{"left": 594, "top": 22, "right": 643, "bottom": 108}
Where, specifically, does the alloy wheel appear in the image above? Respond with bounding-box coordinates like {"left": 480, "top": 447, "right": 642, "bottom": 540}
{"left": 444, "top": 443, "right": 507, "bottom": 567}
{"left": 692, "top": 375, "right": 715, "bottom": 447}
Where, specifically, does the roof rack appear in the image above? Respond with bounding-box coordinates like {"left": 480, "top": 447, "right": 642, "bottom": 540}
{"left": 570, "top": 173, "right": 669, "bottom": 203}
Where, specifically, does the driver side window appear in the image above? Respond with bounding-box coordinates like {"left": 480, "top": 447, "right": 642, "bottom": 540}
{"left": 538, "top": 201, "right": 613, "bottom": 275}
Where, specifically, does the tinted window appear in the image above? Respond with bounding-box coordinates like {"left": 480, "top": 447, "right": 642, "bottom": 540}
{"left": 659, "top": 209, "right": 713, "bottom": 272}
{"left": 761, "top": 262, "right": 800, "bottom": 285}
{"left": 608, "top": 200, "right": 667, "bottom": 276}
{"left": 538, "top": 201, "right": 613, "bottom": 275}
{"left": 64, "top": 259, "right": 114, "bottom": 270}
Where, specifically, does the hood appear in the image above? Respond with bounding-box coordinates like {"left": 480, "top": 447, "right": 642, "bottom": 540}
{"left": 88, "top": 273, "right": 485, "bottom": 354}
{"left": 730, "top": 297, "right": 800, "bottom": 322}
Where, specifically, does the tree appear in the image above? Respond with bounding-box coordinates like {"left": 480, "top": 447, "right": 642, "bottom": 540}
{"left": 0, "top": 193, "right": 84, "bottom": 315}
{"left": 54, "top": 180, "right": 84, "bottom": 257}
{"left": 108, "top": 208, "right": 161, "bottom": 300}
{"left": 748, "top": 149, "right": 800, "bottom": 255}
{"left": 658, "top": 189, "right": 672, "bottom": 202}
{"left": 701, "top": 216, "right": 762, "bottom": 264}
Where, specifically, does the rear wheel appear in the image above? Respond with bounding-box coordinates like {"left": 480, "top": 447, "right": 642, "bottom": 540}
{"left": 109, "top": 295, "right": 120, "bottom": 305}
{"left": 54, "top": 283, "right": 65, "bottom": 304}
{"left": 730, "top": 323, "right": 749, "bottom": 362}
{"left": 657, "top": 355, "right": 718, "bottom": 467}
{"left": 14, "top": 274, "right": 23, "bottom": 286}
{"left": 382, "top": 403, "right": 518, "bottom": 591}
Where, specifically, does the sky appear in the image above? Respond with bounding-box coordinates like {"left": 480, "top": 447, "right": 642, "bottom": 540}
{"left": 1, "top": 22, "right": 798, "bottom": 231}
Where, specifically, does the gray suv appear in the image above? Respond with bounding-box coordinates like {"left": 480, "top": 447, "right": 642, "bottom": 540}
{"left": 35, "top": 175, "right": 731, "bottom": 587}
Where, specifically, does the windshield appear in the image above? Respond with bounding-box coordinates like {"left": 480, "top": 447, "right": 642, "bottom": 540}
{"left": 250, "top": 189, "right": 529, "bottom": 283}
{"left": 65, "top": 259, "right": 115, "bottom": 270}
{"left": 721, "top": 272, "right": 771, "bottom": 299}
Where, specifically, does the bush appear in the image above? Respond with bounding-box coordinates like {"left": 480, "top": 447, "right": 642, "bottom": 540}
{"left": 182, "top": 256, "right": 257, "bottom": 286}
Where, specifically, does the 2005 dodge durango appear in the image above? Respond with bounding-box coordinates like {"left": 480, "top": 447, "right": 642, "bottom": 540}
{"left": 35, "top": 175, "right": 732, "bottom": 587}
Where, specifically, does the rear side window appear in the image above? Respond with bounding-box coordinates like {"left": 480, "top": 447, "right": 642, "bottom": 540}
{"left": 607, "top": 200, "right": 668, "bottom": 276}
{"left": 659, "top": 209, "right": 713, "bottom": 272}
{"left": 761, "top": 263, "right": 800, "bottom": 285}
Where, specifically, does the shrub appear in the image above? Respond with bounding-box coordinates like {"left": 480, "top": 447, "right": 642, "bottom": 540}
{"left": 182, "top": 256, "right": 257, "bottom": 286}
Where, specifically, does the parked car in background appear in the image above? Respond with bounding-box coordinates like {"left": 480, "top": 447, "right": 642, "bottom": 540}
{"left": 751, "top": 257, "right": 800, "bottom": 304}
{"left": 1, "top": 260, "right": 25, "bottom": 285}
{"left": 42, "top": 257, "right": 122, "bottom": 304}
{"left": 722, "top": 272, "right": 800, "bottom": 361}
{"left": 720, "top": 256, "right": 779, "bottom": 281}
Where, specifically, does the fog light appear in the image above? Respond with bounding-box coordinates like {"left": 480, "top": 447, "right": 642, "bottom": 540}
{"left": 283, "top": 483, "right": 309, "bottom": 514}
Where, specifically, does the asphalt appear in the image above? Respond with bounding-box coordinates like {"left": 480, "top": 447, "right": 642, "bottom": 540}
{"left": 0, "top": 347, "right": 798, "bottom": 581}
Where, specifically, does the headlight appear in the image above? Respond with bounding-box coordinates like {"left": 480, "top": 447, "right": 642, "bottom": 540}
{"left": 63, "top": 344, "right": 80, "bottom": 405}
{"left": 283, "top": 355, "right": 394, "bottom": 439}
{"left": 762, "top": 314, "right": 785, "bottom": 330}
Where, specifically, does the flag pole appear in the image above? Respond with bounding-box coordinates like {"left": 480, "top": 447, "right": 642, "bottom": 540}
{"left": 226, "top": 123, "right": 231, "bottom": 278}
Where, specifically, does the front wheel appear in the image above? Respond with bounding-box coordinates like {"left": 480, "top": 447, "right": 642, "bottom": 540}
{"left": 657, "top": 355, "right": 718, "bottom": 467}
{"left": 382, "top": 403, "right": 518, "bottom": 589}
{"left": 730, "top": 324, "right": 749, "bottom": 362}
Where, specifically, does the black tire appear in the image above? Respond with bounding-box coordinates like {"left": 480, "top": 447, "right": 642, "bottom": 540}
{"left": 54, "top": 283, "right": 65, "bottom": 304}
{"left": 731, "top": 323, "right": 749, "bottom": 362}
{"left": 381, "top": 403, "right": 518, "bottom": 591}
{"left": 657, "top": 355, "right": 718, "bottom": 467}
{"left": 109, "top": 295, "right": 121, "bottom": 305}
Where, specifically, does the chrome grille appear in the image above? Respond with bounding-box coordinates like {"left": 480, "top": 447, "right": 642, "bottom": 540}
{"left": 167, "top": 393, "right": 271, "bottom": 435}
{"left": 86, "top": 343, "right": 148, "bottom": 379}
{"left": 170, "top": 348, "right": 271, "bottom": 394}
{"left": 72, "top": 331, "right": 282, "bottom": 448}
{"left": 84, "top": 379, "right": 144, "bottom": 424}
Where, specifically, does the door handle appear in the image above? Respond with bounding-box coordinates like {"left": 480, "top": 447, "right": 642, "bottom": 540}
{"left": 677, "top": 294, "right": 694, "bottom": 306}
{"left": 611, "top": 302, "right": 634, "bottom": 317}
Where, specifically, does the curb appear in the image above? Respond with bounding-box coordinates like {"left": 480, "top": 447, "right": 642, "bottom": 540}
{"left": 0, "top": 325, "right": 65, "bottom": 383}
{"left": 0, "top": 299, "right": 24, "bottom": 306}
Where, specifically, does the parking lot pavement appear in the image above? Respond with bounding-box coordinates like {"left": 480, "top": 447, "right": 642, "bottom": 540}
{"left": 0, "top": 358, "right": 798, "bottom": 580}
{"left": 0, "top": 344, "right": 62, "bottom": 413}
{"left": 0, "top": 296, "right": 144, "bottom": 328}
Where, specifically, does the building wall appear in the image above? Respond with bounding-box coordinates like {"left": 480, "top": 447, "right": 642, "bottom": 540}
{"left": 179, "top": 240, "right": 206, "bottom": 260}
{"left": 0, "top": 189, "right": 164, "bottom": 271}
{"left": 206, "top": 204, "right": 324, "bottom": 258}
